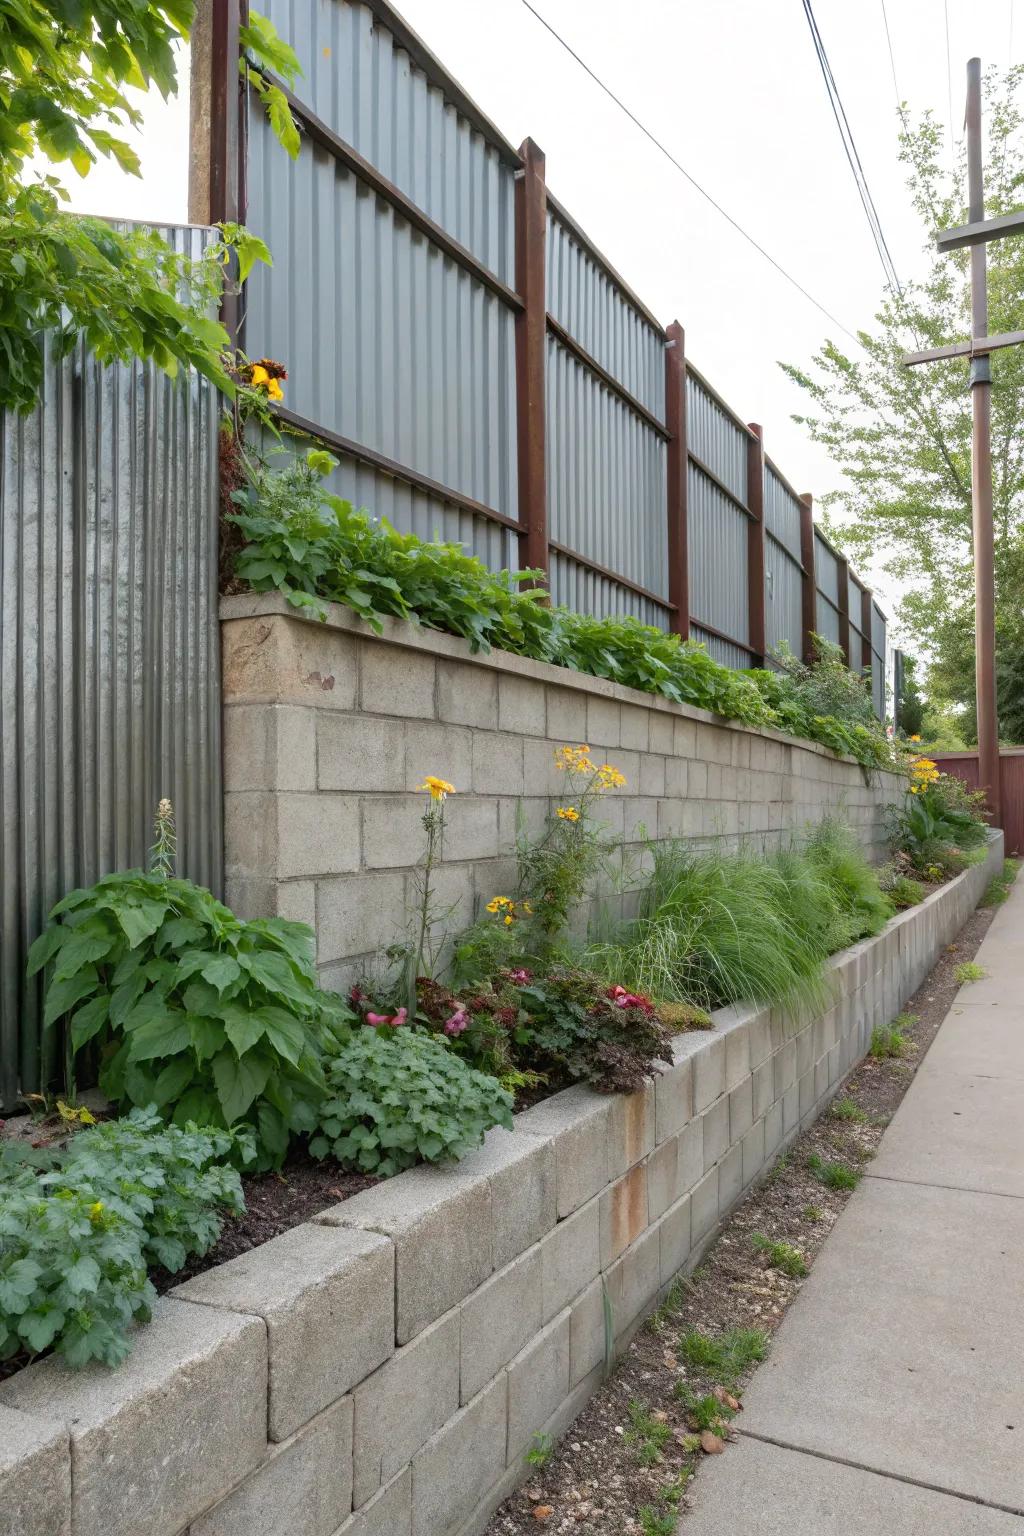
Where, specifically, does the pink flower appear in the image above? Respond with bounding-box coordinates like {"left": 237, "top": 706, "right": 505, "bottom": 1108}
{"left": 508, "top": 968, "right": 533, "bottom": 984}
{"left": 444, "top": 1009, "right": 469, "bottom": 1036}
{"left": 366, "top": 1006, "right": 408, "bottom": 1027}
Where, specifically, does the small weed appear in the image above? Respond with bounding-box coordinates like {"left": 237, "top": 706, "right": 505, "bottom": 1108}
{"left": 675, "top": 1386, "right": 734, "bottom": 1433}
{"left": 766, "top": 1152, "right": 790, "bottom": 1184}
{"left": 831, "top": 1096, "right": 868, "bottom": 1122}
{"left": 677, "top": 1326, "right": 768, "bottom": 1384}
{"left": 954, "top": 961, "right": 987, "bottom": 984}
{"left": 525, "top": 1431, "right": 552, "bottom": 1468}
{"left": 807, "top": 1152, "right": 861, "bottom": 1190}
{"left": 625, "top": 1399, "right": 672, "bottom": 1466}
{"left": 751, "top": 1232, "right": 809, "bottom": 1277}
{"left": 979, "top": 860, "right": 1019, "bottom": 907}
{"left": 870, "top": 1015, "right": 914, "bottom": 1058}
{"left": 803, "top": 1204, "right": 824, "bottom": 1221}
{"left": 639, "top": 1508, "right": 677, "bottom": 1536}
{"left": 650, "top": 1275, "right": 686, "bottom": 1329}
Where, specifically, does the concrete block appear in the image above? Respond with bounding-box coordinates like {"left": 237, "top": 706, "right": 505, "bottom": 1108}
{"left": 316, "top": 872, "right": 406, "bottom": 963}
{"left": 361, "top": 642, "right": 435, "bottom": 718}
{"left": 361, "top": 793, "right": 429, "bottom": 870}
{"left": 0, "top": 1405, "right": 69, "bottom": 1536}
{"left": 0, "top": 1299, "right": 266, "bottom": 1536}
{"left": 655, "top": 1053, "right": 694, "bottom": 1144}
{"left": 648, "top": 1118, "right": 702, "bottom": 1220}
{"left": 351, "top": 1309, "right": 459, "bottom": 1508}
{"left": 190, "top": 1395, "right": 353, "bottom": 1536}
{"left": 222, "top": 614, "right": 358, "bottom": 710}
{"left": 586, "top": 695, "right": 620, "bottom": 748}
{"left": 673, "top": 716, "right": 697, "bottom": 757}
{"left": 664, "top": 756, "right": 688, "bottom": 797}
{"left": 439, "top": 796, "right": 500, "bottom": 861}
{"left": 693, "top": 1036, "right": 726, "bottom": 1112}
{"left": 656, "top": 1193, "right": 692, "bottom": 1285}
{"left": 774, "top": 1039, "right": 797, "bottom": 1100}
{"left": 718, "top": 1143, "right": 743, "bottom": 1213}
{"left": 742, "top": 1118, "right": 766, "bottom": 1188}
{"left": 753, "top": 1059, "right": 773, "bottom": 1120}
{"left": 507, "top": 1312, "right": 572, "bottom": 1463}
{"left": 701, "top": 1096, "right": 730, "bottom": 1173}
{"left": 691, "top": 1167, "right": 719, "bottom": 1244}
{"left": 277, "top": 792, "right": 360, "bottom": 878}
{"left": 460, "top": 1248, "right": 543, "bottom": 1404}
{"left": 515, "top": 1087, "right": 612, "bottom": 1219}
{"left": 618, "top": 702, "right": 649, "bottom": 751}
{"left": 764, "top": 1099, "right": 784, "bottom": 1161}
{"left": 798, "top": 1067, "right": 816, "bottom": 1120}
{"left": 599, "top": 1163, "right": 649, "bottom": 1267}
{"left": 437, "top": 660, "right": 498, "bottom": 729}
{"left": 749, "top": 1009, "right": 773, "bottom": 1068}
{"left": 545, "top": 684, "right": 588, "bottom": 742}
{"left": 608, "top": 1227, "right": 661, "bottom": 1338}
{"left": 223, "top": 703, "right": 317, "bottom": 791}
{"left": 729, "top": 1076, "right": 754, "bottom": 1143}
{"left": 569, "top": 1277, "right": 606, "bottom": 1386}
{"left": 318, "top": 1166, "right": 492, "bottom": 1344}
{"left": 607, "top": 1084, "right": 656, "bottom": 1178}
{"left": 173, "top": 1224, "right": 393, "bottom": 1442}
{"left": 472, "top": 730, "right": 524, "bottom": 795}
{"left": 648, "top": 710, "right": 676, "bottom": 755}
{"left": 334, "top": 1468, "right": 411, "bottom": 1536}
{"left": 317, "top": 714, "right": 406, "bottom": 792}
{"left": 541, "top": 1200, "right": 601, "bottom": 1323}
{"left": 411, "top": 1375, "right": 507, "bottom": 1536}
{"left": 498, "top": 673, "right": 547, "bottom": 736}
{"left": 454, "top": 1126, "right": 557, "bottom": 1269}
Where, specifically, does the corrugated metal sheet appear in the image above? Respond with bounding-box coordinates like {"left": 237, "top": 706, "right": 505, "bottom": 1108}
{"left": 691, "top": 626, "right": 752, "bottom": 671}
{"left": 814, "top": 530, "right": 839, "bottom": 605}
{"left": 546, "top": 334, "right": 667, "bottom": 606}
{"left": 546, "top": 209, "right": 664, "bottom": 416}
{"left": 245, "top": 130, "right": 519, "bottom": 549}
{"left": 549, "top": 550, "right": 668, "bottom": 629}
{"left": 686, "top": 375, "right": 747, "bottom": 505}
{"left": 763, "top": 465, "right": 802, "bottom": 553}
{"left": 256, "top": 0, "right": 515, "bottom": 281}
{"left": 765, "top": 537, "right": 803, "bottom": 658}
{"left": 688, "top": 462, "right": 749, "bottom": 651}
{"left": 815, "top": 592, "right": 841, "bottom": 647}
{"left": 0, "top": 227, "right": 221, "bottom": 1109}
{"left": 871, "top": 601, "right": 886, "bottom": 656}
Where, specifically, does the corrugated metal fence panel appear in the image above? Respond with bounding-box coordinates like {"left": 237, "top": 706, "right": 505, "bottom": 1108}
{"left": 545, "top": 208, "right": 664, "bottom": 416}
{"left": 765, "top": 537, "right": 804, "bottom": 658}
{"left": 691, "top": 626, "right": 752, "bottom": 672}
{"left": 0, "top": 233, "right": 221, "bottom": 1109}
{"left": 871, "top": 601, "right": 887, "bottom": 719}
{"left": 815, "top": 592, "right": 841, "bottom": 647}
{"left": 686, "top": 374, "right": 747, "bottom": 504}
{"left": 848, "top": 571, "right": 866, "bottom": 663}
{"left": 549, "top": 550, "right": 668, "bottom": 630}
{"left": 688, "top": 462, "right": 750, "bottom": 652}
{"left": 546, "top": 333, "right": 668, "bottom": 615}
{"left": 763, "top": 465, "right": 802, "bottom": 552}
{"left": 256, "top": 0, "right": 516, "bottom": 282}
{"left": 814, "top": 529, "right": 839, "bottom": 604}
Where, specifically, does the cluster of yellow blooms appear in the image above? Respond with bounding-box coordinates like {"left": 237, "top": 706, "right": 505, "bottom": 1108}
{"left": 554, "top": 743, "right": 626, "bottom": 791}
{"left": 908, "top": 757, "right": 941, "bottom": 795}
{"left": 485, "top": 895, "right": 533, "bottom": 926}
{"left": 556, "top": 805, "right": 580, "bottom": 822}
{"left": 417, "top": 776, "right": 455, "bottom": 803}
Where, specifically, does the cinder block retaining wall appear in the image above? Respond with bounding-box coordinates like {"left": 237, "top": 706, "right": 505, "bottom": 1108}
{"left": 219, "top": 596, "right": 906, "bottom": 986}
{"left": 0, "top": 835, "right": 1002, "bottom": 1536}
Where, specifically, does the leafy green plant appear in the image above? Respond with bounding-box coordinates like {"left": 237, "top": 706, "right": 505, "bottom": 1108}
{"left": 625, "top": 1399, "right": 672, "bottom": 1465}
{"left": 0, "top": 1109, "right": 242, "bottom": 1368}
{"left": 639, "top": 1508, "right": 677, "bottom": 1536}
{"left": 751, "top": 1233, "right": 808, "bottom": 1278}
{"left": 803, "top": 1204, "right": 824, "bottom": 1221}
{"left": 807, "top": 1154, "right": 860, "bottom": 1191}
{"left": 525, "top": 1432, "right": 553, "bottom": 1468}
{"left": 802, "top": 817, "right": 894, "bottom": 945}
{"left": 980, "top": 859, "right": 1020, "bottom": 906}
{"left": 870, "top": 1016, "right": 915, "bottom": 1059}
{"left": 677, "top": 1327, "right": 768, "bottom": 1385}
{"left": 309, "top": 1027, "right": 513, "bottom": 1176}
{"left": 954, "top": 961, "right": 987, "bottom": 984}
{"left": 831, "top": 1096, "right": 868, "bottom": 1123}
{"left": 29, "top": 869, "right": 344, "bottom": 1170}
{"left": 674, "top": 1386, "right": 735, "bottom": 1434}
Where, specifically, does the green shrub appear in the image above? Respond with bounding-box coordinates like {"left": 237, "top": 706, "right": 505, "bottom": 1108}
{"left": 888, "top": 759, "right": 991, "bottom": 875}
{"left": 309, "top": 1027, "right": 514, "bottom": 1176}
{"left": 229, "top": 451, "right": 895, "bottom": 769}
{"left": 807, "top": 1154, "right": 860, "bottom": 1190}
{"left": 802, "top": 816, "right": 894, "bottom": 944}
{"left": 28, "top": 870, "right": 348, "bottom": 1170}
{"left": 0, "top": 1110, "right": 242, "bottom": 1369}
{"left": 870, "top": 1015, "right": 914, "bottom": 1058}
{"left": 677, "top": 1326, "right": 768, "bottom": 1385}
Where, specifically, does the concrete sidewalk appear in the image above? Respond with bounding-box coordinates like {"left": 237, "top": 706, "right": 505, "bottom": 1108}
{"left": 683, "top": 872, "right": 1024, "bottom": 1533}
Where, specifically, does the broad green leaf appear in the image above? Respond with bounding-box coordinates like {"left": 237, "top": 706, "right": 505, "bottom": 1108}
{"left": 187, "top": 1014, "right": 227, "bottom": 1062}
{"left": 126, "top": 1011, "right": 191, "bottom": 1063}
{"left": 200, "top": 954, "right": 242, "bottom": 994}
{"left": 43, "top": 966, "right": 98, "bottom": 1028}
{"left": 212, "top": 1047, "right": 271, "bottom": 1124}
{"left": 69, "top": 994, "right": 110, "bottom": 1051}
{"left": 52, "top": 923, "right": 116, "bottom": 980}
{"left": 220, "top": 1004, "right": 266, "bottom": 1058}
{"left": 19, "top": 1310, "right": 65, "bottom": 1354}
{"left": 25, "top": 925, "right": 63, "bottom": 976}
{"left": 259, "top": 1006, "right": 307, "bottom": 1066}
{"left": 64, "top": 1255, "right": 101, "bottom": 1296}
{"left": 152, "top": 1055, "right": 195, "bottom": 1107}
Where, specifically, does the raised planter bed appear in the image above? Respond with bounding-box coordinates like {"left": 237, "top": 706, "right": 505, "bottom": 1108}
{"left": 0, "top": 834, "right": 1003, "bottom": 1536}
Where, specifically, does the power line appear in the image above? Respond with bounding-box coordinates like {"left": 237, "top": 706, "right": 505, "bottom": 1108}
{"left": 945, "top": 0, "right": 956, "bottom": 160}
{"left": 879, "top": 0, "right": 910, "bottom": 132}
{"left": 801, "top": 0, "right": 904, "bottom": 299}
{"left": 515, "top": 0, "right": 865, "bottom": 347}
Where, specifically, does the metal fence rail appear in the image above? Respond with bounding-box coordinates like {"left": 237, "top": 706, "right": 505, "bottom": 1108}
{"left": 196, "top": 0, "right": 886, "bottom": 696}
{"left": 0, "top": 227, "right": 222, "bottom": 1110}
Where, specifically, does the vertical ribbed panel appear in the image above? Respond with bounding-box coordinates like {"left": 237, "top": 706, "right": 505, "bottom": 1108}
{"left": 815, "top": 592, "right": 841, "bottom": 646}
{"left": 545, "top": 209, "right": 664, "bottom": 415}
{"left": 548, "top": 550, "right": 668, "bottom": 629}
{"left": 546, "top": 334, "right": 667, "bottom": 606}
{"left": 691, "top": 626, "right": 752, "bottom": 671}
{"left": 257, "top": 0, "right": 516, "bottom": 280}
{"left": 688, "top": 462, "right": 750, "bottom": 651}
{"left": 848, "top": 572, "right": 866, "bottom": 663}
{"left": 814, "top": 530, "right": 839, "bottom": 605}
{"left": 765, "top": 538, "right": 803, "bottom": 658}
{"left": 764, "top": 466, "right": 802, "bottom": 551}
{"left": 0, "top": 226, "right": 221, "bottom": 1108}
{"left": 686, "top": 375, "right": 747, "bottom": 504}
{"left": 871, "top": 602, "right": 887, "bottom": 719}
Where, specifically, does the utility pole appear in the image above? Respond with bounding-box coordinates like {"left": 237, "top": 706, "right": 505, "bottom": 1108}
{"left": 902, "top": 58, "right": 1024, "bottom": 826}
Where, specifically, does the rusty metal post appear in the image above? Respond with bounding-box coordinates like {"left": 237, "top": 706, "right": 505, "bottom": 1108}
{"left": 190, "top": 0, "right": 244, "bottom": 343}
{"left": 966, "top": 58, "right": 1002, "bottom": 822}
{"left": 665, "top": 322, "right": 690, "bottom": 638}
{"left": 746, "top": 423, "right": 767, "bottom": 665}
{"left": 514, "top": 139, "right": 549, "bottom": 578}
{"left": 860, "top": 586, "right": 873, "bottom": 674}
{"left": 798, "top": 493, "right": 817, "bottom": 665}
{"left": 836, "top": 555, "right": 851, "bottom": 666}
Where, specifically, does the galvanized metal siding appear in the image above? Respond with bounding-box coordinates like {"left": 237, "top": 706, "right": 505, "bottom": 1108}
{"left": 546, "top": 209, "right": 663, "bottom": 415}
{"left": 764, "top": 466, "right": 802, "bottom": 552}
{"left": 549, "top": 550, "right": 666, "bottom": 629}
{"left": 814, "top": 530, "right": 839, "bottom": 605}
{"left": 0, "top": 245, "right": 221, "bottom": 1109}
{"left": 688, "top": 462, "right": 749, "bottom": 651}
{"left": 871, "top": 601, "right": 887, "bottom": 719}
{"left": 546, "top": 333, "right": 668, "bottom": 613}
{"left": 256, "top": 0, "right": 515, "bottom": 281}
{"left": 765, "top": 538, "right": 803, "bottom": 658}
{"left": 691, "top": 626, "right": 752, "bottom": 672}
{"left": 686, "top": 375, "right": 747, "bottom": 504}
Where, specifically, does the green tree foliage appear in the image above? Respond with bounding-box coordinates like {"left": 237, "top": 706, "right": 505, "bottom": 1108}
{"left": 897, "top": 654, "right": 925, "bottom": 737}
{"left": 0, "top": 1, "right": 297, "bottom": 411}
{"left": 783, "top": 66, "right": 1024, "bottom": 742}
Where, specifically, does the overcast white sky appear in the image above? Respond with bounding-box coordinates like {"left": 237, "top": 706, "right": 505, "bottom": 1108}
{"left": 56, "top": 0, "right": 1024, "bottom": 629}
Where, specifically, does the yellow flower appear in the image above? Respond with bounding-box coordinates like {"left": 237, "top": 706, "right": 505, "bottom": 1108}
{"left": 596, "top": 764, "right": 626, "bottom": 789}
{"left": 910, "top": 786, "right": 918, "bottom": 794}
{"left": 522, "top": 901, "right": 533, "bottom": 914}
{"left": 250, "top": 364, "right": 270, "bottom": 387}
{"left": 417, "top": 775, "right": 455, "bottom": 803}
{"left": 909, "top": 734, "right": 921, "bottom": 743}
{"left": 266, "top": 377, "right": 284, "bottom": 402}
{"left": 88, "top": 1201, "right": 104, "bottom": 1223}
{"left": 504, "top": 914, "right": 513, "bottom": 926}
{"left": 486, "top": 896, "right": 514, "bottom": 913}
{"left": 556, "top": 806, "right": 580, "bottom": 822}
